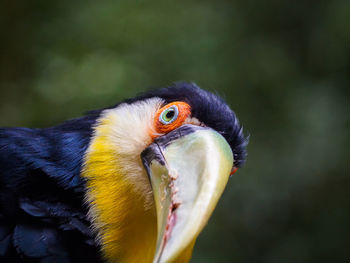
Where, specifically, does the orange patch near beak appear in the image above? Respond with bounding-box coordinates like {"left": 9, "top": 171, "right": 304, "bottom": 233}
{"left": 230, "top": 167, "right": 238, "bottom": 176}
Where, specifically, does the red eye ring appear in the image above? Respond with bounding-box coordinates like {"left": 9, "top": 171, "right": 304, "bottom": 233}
{"left": 152, "top": 101, "right": 191, "bottom": 138}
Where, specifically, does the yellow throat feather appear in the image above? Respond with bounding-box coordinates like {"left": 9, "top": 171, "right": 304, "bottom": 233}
{"left": 82, "top": 99, "right": 162, "bottom": 262}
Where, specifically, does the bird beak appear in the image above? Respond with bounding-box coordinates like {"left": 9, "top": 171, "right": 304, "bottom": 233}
{"left": 141, "top": 124, "right": 233, "bottom": 263}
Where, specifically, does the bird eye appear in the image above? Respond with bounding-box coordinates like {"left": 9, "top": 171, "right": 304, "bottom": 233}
{"left": 159, "top": 105, "right": 179, "bottom": 124}
{"left": 153, "top": 101, "right": 191, "bottom": 138}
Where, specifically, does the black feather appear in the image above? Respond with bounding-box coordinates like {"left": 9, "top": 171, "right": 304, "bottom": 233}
{"left": 0, "top": 114, "right": 102, "bottom": 262}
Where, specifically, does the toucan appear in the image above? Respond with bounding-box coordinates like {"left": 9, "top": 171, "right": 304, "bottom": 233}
{"left": 0, "top": 82, "right": 247, "bottom": 263}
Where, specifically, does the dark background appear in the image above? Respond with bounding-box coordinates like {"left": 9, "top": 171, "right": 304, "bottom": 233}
{"left": 1, "top": 1, "right": 349, "bottom": 262}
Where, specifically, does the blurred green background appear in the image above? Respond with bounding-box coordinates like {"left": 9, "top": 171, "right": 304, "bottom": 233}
{"left": 1, "top": 0, "right": 349, "bottom": 262}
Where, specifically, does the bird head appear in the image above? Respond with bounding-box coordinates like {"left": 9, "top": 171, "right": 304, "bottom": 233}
{"left": 82, "top": 82, "right": 247, "bottom": 263}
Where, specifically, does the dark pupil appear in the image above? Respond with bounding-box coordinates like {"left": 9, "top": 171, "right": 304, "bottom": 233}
{"left": 166, "top": 110, "right": 175, "bottom": 119}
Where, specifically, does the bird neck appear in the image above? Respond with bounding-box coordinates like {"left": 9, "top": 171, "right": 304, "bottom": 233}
{"left": 81, "top": 100, "right": 163, "bottom": 262}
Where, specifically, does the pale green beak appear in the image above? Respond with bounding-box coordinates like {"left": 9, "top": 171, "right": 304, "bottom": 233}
{"left": 142, "top": 125, "right": 233, "bottom": 263}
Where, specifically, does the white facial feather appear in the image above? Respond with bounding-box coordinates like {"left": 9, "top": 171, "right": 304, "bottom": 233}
{"left": 97, "top": 97, "right": 164, "bottom": 208}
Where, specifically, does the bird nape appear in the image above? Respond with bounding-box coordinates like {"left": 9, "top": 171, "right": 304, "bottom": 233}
{"left": 0, "top": 82, "right": 248, "bottom": 263}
